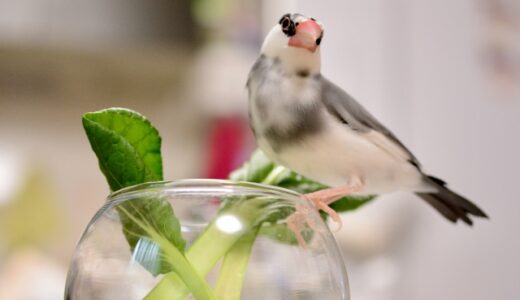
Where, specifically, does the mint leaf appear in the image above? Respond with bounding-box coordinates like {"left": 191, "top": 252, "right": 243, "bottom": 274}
{"left": 82, "top": 108, "right": 185, "bottom": 275}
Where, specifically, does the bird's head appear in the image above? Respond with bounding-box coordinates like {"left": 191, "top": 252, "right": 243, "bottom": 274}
{"left": 261, "top": 13, "right": 324, "bottom": 74}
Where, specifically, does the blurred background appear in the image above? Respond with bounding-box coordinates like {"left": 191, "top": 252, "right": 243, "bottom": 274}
{"left": 0, "top": 0, "right": 518, "bottom": 299}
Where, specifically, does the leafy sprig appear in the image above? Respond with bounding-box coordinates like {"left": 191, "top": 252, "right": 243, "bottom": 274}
{"left": 83, "top": 108, "right": 184, "bottom": 275}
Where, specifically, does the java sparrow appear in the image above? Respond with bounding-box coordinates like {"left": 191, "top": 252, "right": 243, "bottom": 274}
{"left": 247, "top": 13, "right": 487, "bottom": 229}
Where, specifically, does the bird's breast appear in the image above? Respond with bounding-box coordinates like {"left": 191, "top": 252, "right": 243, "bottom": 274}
{"left": 248, "top": 68, "right": 323, "bottom": 153}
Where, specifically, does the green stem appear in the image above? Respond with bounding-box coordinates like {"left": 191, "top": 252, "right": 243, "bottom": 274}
{"left": 144, "top": 273, "right": 184, "bottom": 300}
{"left": 208, "top": 170, "right": 286, "bottom": 300}
{"left": 118, "top": 207, "right": 215, "bottom": 300}
{"left": 262, "top": 166, "right": 289, "bottom": 185}
{"left": 144, "top": 196, "right": 274, "bottom": 300}
{"left": 158, "top": 241, "right": 216, "bottom": 300}
{"left": 145, "top": 167, "right": 289, "bottom": 299}
{"left": 214, "top": 227, "right": 259, "bottom": 299}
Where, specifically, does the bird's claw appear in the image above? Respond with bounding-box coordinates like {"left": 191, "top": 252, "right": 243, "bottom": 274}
{"left": 286, "top": 204, "right": 325, "bottom": 248}
{"left": 286, "top": 182, "right": 365, "bottom": 247}
{"left": 306, "top": 195, "right": 343, "bottom": 232}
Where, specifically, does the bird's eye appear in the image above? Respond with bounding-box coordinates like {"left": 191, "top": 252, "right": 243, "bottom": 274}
{"left": 278, "top": 13, "right": 290, "bottom": 25}
{"left": 279, "top": 15, "right": 296, "bottom": 37}
{"left": 282, "top": 18, "right": 290, "bottom": 29}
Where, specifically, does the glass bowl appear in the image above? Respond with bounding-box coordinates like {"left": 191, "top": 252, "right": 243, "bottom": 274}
{"left": 65, "top": 179, "right": 349, "bottom": 299}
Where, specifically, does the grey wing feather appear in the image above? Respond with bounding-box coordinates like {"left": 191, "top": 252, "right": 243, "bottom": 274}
{"left": 320, "top": 76, "right": 421, "bottom": 168}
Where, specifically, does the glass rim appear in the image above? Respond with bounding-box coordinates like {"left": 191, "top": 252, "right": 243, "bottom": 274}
{"left": 107, "top": 179, "right": 304, "bottom": 202}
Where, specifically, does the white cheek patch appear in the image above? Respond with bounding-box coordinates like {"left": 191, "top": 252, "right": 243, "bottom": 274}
{"left": 261, "top": 26, "right": 289, "bottom": 58}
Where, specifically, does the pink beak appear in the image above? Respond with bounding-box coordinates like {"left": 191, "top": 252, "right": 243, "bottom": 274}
{"left": 288, "top": 20, "right": 322, "bottom": 53}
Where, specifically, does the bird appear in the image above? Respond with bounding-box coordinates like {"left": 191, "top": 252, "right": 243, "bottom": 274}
{"left": 246, "top": 13, "right": 487, "bottom": 237}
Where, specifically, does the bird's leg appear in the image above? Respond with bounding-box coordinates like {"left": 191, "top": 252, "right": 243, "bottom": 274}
{"left": 304, "top": 179, "right": 364, "bottom": 230}
{"left": 286, "top": 203, "right": 328, "bottom": 248}
{"left": 286, "top": 178, "right": 364, "bottom": 247}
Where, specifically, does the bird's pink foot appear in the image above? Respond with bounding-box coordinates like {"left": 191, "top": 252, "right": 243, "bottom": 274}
{"left": 286, "top": 204, "right": 325, "bottom": 247}
{"left": 305, "top": 193, "right": 343, "bottom": 231}
{"left": 286, "top": 180, "right": 364, "bottom": 247}
{"left": 286, "top": 204, "right": 311, "bottom": 247}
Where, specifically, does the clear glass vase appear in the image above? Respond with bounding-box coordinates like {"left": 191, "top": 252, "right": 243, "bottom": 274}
{"left": 64, "top": 179, "right": 349, "bottom": 299}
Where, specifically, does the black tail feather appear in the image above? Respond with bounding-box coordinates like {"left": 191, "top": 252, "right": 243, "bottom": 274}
{"left": 416, "top": 176, "right": 488, "bottom": 225}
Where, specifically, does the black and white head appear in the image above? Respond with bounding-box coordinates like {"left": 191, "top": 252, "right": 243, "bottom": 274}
{"left": 261, "top": 13, "right": 324, "bottom": 74}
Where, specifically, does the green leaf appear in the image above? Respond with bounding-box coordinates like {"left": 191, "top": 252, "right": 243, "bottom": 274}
{"left": 330, "top": 195, "right": 374, "bottom": 212}
{"left": 277, "top": 173, "right": 375, "bottom": 213}
{"left": 229, "top": 149, "right": 275, "bottom": 183}
{"left": 82, "top": 108, "right": 185, "bottom": 275}
{"left": 82, "top": 108, "right": 162, "bottom": 190}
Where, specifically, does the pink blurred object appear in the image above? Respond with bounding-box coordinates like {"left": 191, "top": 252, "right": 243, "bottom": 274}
{"left": 205, "top": 116, "right": 253, "bottom": 179}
